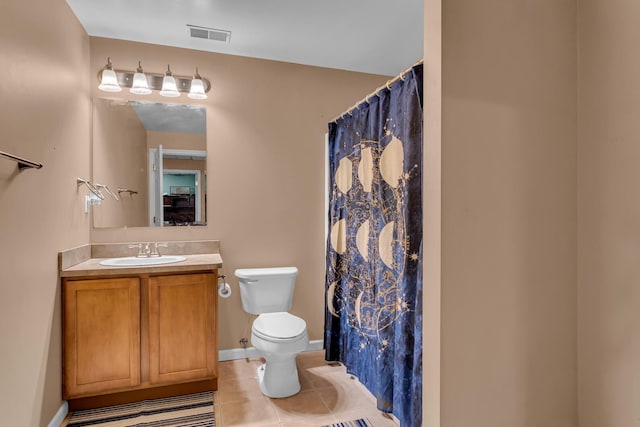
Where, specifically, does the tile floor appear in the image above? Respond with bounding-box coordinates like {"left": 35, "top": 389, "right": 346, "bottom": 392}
{"left": 62, "top": 350, "right": 400, "bottom": 427}
{"left": 215, "top": 350, "right": 400, "bottom": 427}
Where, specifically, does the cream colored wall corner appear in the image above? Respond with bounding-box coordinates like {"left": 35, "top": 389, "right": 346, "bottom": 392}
{"left": 577, "top": 1, "right": 640, "bottom": 425}
{"left": 423, "top": 0, "right": 442, "bottom": 426}
{"left": 440, "top": 0, "right": 578, "bottom": 425}
{"left": 87, "top": 37, "right": 390, "bottom": 351}
{"left": 0, "top": 1, "right": 91, "bottom": 425}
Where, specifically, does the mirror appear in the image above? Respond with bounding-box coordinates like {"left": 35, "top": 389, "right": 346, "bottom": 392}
{"left": 92, "top": 98, "right": 207, "bottom": 228}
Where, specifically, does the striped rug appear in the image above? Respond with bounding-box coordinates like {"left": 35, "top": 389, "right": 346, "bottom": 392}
{"left": 323, "top": 419, "right": 373, "bottom": 427}
{"left": 66, "top": 391, "right": 215, "bottom": 426}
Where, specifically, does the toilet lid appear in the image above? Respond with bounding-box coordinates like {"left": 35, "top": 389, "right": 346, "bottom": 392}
{"left": 253, "top": 312, "right": 307, "bottom": 340}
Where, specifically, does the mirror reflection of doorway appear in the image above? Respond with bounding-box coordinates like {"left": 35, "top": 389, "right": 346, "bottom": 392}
{"left": 163, "top": 169, "right": 202, "bottom": 225}
{"left": 148, "top": 146, "right": 206, "bottom": 226}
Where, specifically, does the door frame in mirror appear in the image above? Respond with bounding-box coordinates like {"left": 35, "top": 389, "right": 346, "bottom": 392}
{"left": 148, "top": 147, "right": 206, "bottom": 227}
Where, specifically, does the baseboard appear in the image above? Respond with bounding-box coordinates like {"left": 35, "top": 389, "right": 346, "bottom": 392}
{"left": 219, "top": 339, "right": 323, "bottom": 361}
{"left": 47, "top": 401, "right": 68, "bottom": 427}
{"left": 306, "top": 339, "right": 323, "bottom": 352}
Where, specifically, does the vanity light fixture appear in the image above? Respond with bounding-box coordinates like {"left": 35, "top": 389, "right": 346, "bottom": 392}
{"left": 188, "top": 67, "right": 208, "bottom": 100}
{"left": 130, "top": 61, "right": 152, "bottom": 95}
{"left": 159, "top": 65, "right": 180, "bottom": 98}
{"left": 98, "top": 57, "right": 122, "bottom": 92}
{"left": 96, "top": 58, "right": 211, "bottom": 98}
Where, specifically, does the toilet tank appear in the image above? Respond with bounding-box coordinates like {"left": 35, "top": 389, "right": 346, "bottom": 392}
{"left": 234, "top": 267, "right": 298, "bottom": 314}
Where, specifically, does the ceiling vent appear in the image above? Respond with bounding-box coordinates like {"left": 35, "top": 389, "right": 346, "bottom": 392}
{"left": 187, "top": 25, "right": 231, "bottom": 43}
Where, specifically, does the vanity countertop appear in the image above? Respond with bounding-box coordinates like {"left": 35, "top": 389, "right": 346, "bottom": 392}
{"left": 59, "top": 241, "right": 223, "bottom": 278}
{"left": 60, "top": 253, "right": 223, "bottom": 278}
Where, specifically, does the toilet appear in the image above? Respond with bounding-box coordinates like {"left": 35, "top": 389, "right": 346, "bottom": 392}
{"left": 234, "top": 266, "right": 309, "bottom": 398}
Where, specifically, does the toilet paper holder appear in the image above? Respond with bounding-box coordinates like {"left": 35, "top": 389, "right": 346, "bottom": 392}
{"left": 217, "top": 274, "right": 232, "bottom": 298}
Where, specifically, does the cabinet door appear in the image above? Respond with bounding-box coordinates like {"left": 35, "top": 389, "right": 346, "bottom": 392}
{"left": 63, "top": 278, "right": 141, "bottom": 398}
{"left": 148, "top": 273, "right": 216, "bottom": 384}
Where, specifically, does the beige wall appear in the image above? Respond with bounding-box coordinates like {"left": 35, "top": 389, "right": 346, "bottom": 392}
{"left": 88, "top": 37, "right": 390, "bottom": 350}
{"left": 92, "top": 100, "right": 148, "bottom": 228}
{"left": 423, "top": 0, "right": 442, "bottom": 424}
{"left": 0, "top": 0, "right": 90, "bottom": 425}
{"left": 439, "top": 0, "right": 578, "bottom": 425}
{"left": 578, "top": 1, "right": 640, "bottom": 425}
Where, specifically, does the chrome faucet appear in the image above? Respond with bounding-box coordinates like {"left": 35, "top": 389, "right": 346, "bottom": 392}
{"left": 129, "top": 242, "right": 169, "bottom": 257}
{"left": 149, "top": 242, "right": 168, "bottom": 257}
{"left": 129, "top": 243, "right": 151, "bottom": 258}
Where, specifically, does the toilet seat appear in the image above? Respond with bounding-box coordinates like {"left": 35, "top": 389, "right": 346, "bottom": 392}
{"left": 252, "top": 312, "right": 307, "bottom": 342}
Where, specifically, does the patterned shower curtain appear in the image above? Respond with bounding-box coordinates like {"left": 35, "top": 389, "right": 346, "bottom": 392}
{"left": 324, "top": 63, "right": 423, "bottom": 427}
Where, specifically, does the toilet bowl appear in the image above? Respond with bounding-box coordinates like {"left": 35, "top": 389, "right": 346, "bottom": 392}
{"left": 234, "top": 267, "right": 309, "bottom": 398}
{"left": 251, "top": 312, "right": 308, "bottom": 398}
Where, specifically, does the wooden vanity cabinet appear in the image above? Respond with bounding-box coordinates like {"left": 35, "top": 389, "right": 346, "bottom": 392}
{"left": 148, "top": 273, "right": 216, "bottom": 384}
{"left": 62, "top": 271, "right": 218, "bottom": 407}
{"left": 63, "top": 277, "right": 141, "bottom": 397}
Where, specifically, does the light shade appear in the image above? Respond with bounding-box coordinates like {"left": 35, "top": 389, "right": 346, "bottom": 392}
{"left": 188, "top": 67, "right": 208, "bottom": 99}
{"left": 188, "top": 78, "right": 207, "bottom": 100}
{"left": 98, "top": 69, "right": 121, "bottom": 93}
{"left": 159, "top": 65, "right": 180, "bottom": 97}
{"left": 159, "top": 76, "right": 180, "bottom": 97}
{"left": 130, "top": 61, "right": 151, "bottom": 95}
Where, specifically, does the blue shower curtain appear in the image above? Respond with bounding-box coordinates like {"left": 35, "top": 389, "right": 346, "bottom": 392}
{"left": 325, "top": 63, "right": 423, "bottom": 427}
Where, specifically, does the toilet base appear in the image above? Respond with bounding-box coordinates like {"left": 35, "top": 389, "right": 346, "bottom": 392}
{"left": 256, "top": 357, "right": 301, "bottom": 398}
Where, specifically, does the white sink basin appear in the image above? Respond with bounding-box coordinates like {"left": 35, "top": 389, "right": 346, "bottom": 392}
{"left": 99, "top": 255, "right": 186, "bottom": 267}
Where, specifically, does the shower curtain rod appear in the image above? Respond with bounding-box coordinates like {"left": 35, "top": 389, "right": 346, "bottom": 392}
{"left": 330, "top": 58, "right": 424, "bottom": 123}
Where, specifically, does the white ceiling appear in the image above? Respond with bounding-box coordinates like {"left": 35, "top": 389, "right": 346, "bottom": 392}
{"left": 65, "top": 0, "right": 423, "bottom": 77}
{"left": 130, "top": 102, "right": 206, "bottom": 135}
